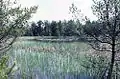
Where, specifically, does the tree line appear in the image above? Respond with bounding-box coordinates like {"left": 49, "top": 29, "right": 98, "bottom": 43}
{"left": 24, "top": 19, "right": 99, "bottom": 37}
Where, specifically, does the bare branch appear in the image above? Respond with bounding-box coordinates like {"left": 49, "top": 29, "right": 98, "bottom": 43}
{"left": 89, "top": 43, "right": 111, "bottom": 52}
{"left": 89, "top": 34, "right": 112, "bottom": 45}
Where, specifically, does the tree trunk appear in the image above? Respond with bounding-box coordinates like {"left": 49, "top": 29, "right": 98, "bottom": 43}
{"left": 107, "top": 41, "right": 115, "bottom": 79}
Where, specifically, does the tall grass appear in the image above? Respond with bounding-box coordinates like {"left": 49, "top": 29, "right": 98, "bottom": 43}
{"left": 7, "top": 38, "right": 92, "bottom": 79}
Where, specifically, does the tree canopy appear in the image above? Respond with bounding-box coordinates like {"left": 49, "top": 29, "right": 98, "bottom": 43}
{"left": 0, "top": 0, "right": 37, "bottom": 54}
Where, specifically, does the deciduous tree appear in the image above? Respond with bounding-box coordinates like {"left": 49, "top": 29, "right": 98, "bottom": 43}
{"left": 70, "top": 0, "right": 120, "bottom": 78}
{"left": 0, "top": 0, "right": 37, "bottom": 77}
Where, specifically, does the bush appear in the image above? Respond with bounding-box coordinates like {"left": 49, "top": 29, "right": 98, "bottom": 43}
{"left": 0, "top": 56, "right": 16, "bottom": 79}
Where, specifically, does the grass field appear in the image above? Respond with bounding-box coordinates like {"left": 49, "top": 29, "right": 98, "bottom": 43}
{"left": 8, "top": 37, "right": 92, "bottom": 79}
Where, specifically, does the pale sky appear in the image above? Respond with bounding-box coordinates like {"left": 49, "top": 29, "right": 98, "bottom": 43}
{"left": 19, "top": 0, "right": 97, "bottom": 22}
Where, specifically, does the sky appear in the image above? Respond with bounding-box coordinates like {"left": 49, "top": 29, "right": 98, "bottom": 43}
{"left": 19, "top": 0, "right": 97, "bottom": 22}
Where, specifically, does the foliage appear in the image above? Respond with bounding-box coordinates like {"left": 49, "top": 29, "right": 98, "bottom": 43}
{"left": 0, "top": 56, "right": 16, "bottom": 79}
{"left": 0, "top": 0, "right": 38, "bottom": 52}
{"left": 0, "top": 0, "right": 38, "bottom": 78}
{"left": 82, "top": 50, "right": 110, "bottom": 79}
{"left": 24, "top": 20, "right": 82, "bottom": 36}
{"left": 70, "top": 0, "right": 120, "bottom": 78}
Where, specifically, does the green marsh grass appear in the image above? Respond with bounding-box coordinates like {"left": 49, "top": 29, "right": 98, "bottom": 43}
{"left": 7, "top": 37, "right": 91, "bottom": 78}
